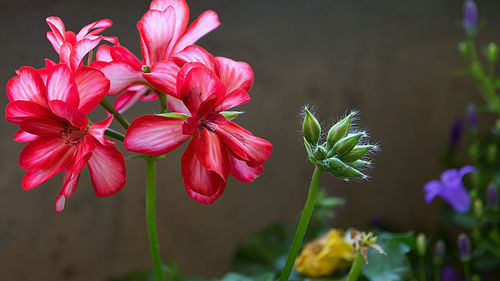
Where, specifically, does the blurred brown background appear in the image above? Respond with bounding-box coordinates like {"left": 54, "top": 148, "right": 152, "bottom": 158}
{"left": 1, "top": 0, "right": 500, "bottom": 280}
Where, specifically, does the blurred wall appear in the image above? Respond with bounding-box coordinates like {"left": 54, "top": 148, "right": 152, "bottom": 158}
{"left": 1, "top": 0, "right": 500, "bottom": 280}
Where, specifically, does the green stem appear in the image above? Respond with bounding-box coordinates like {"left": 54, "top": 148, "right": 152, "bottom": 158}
{"left": 100, "top": 98, "right": 130, "bottom": 129}
{"left": 419, "top": 257, "right": 426, "bottom": 281}
{"left": 104, "top": 128, "right": 125, "bottom": 142}
{"left": 346, "top": 250, "right": 364, "bottom": 281}
{"left": 279, "top": 166, "right": 323, "bottom": 281}
{"left": 146, "top": 159, "right": 163, "bottom": 281}
{"left": 155, "top": 90, "right": 168, "bottom": 113}
{"left": 434, "top": 265, "right": 441, "bottom": 281}
{"left": 463, "top": 260, "right": 471, "bottom": 281}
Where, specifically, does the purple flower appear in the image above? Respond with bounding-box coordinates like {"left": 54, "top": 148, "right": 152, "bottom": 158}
{"left": 423, "top": 166, "right": 475, "bottom": 213}
{"left": 449, "top": 119, "right": 464, "bottom": 149}
{"left": 457, "top": 233, "right": 471, "bottom": 261}
{"left": 441, "top": 266, "right": 465, "bottom": 281}
{"left": 487, "top": 184, "right": 498, "bottom": 207}
{"left": 466, "top": 104, "right": 477, "bottom": 132}
{"left": 463, "top": 0, "right": 478, "bottom": 35}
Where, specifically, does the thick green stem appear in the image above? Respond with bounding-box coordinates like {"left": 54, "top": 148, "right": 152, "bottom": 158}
{"left": 104, "top": 128, "right": 125, "bottom": 142}
{"left": 434, "top": 265, "right": 441, "bottom": 281}
{"left": 279, "top": 166, "right": 323, "bottom": 281}
{"left": 146, "top": 160, "right": 163, "bottom": 281}
{"left": 463, "top": 260, "right": 471, "bottom": 281}
{"left": 419, "top": 257, "right": 426, "bottom": 281}
{"left": 100, "top": 98, "right": 130, "bottom": 129}
{"left": 155, "top": 90, "right": 168, "bottom": 113}
{"left": 346, "top": 250, "right": 364, "bottom": 281}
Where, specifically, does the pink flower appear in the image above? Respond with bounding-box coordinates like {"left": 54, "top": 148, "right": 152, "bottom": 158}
{"left": 124, "top": 62, "right": 271, "bottom": 204}
{"left": 93, "top": 0, "right": 220, "bottom": 112}
{"left": 46, "top": 16, "right": 118, "bottom": 71}
{"left": 5, "top": 64, "right": 126, "bottom": 212}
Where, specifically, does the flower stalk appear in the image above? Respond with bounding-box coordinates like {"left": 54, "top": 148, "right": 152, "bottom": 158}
{"left": 146, "top": 159, "right": 163, "bottom": 281}
{"left": 345, "top": 250, "right": 364, "bottom": 281}
{"left": 279, "top": 166, "right": 323, "bottom": 281}
{"left": 100, "top": 98, "right": 130, "bottom": 129}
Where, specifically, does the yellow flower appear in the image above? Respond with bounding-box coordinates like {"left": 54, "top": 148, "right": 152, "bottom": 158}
{"left": 294, "top": 229, "right": 355, "bottom": 277}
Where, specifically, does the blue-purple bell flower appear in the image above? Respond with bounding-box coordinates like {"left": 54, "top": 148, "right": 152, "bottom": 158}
{"left": 423, "top": 166, "right": 475, "bottom": 213}
{"left": 463, "top": 0, "right": 478, "bottom": 36}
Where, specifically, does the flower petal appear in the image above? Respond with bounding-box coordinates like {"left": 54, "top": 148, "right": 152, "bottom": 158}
{"left": 87, "top": 143, "right": 126, "bottom": 197}
{"left": 48, "top": 100, "right": 88, "bottom": 131}
{"left": 5, "top": 100, "right": 53, "bottom": 124}
{"left": 167, "top": 95, "right": 190, "bottom": 115}
{"left": 195, "top": 128, "right": 229, "bottom": 179}
{"left": 137, "top": 6, "right": 176, "bottom": 65}
{"left": 88, "top": 116, "right": 115, "bottom": 146}
{"left": 14, "top": 130, "right": 39, "bottom": 142}
{"left": 178, "top": 65, "right": 226, "bottom": 116}
{"left": 181, "top": 133, "right": 227, "bottom": 204}
{"left": 113, "top": 85, "right": 150, "bottom": 113}
{"left": 46, "top": 64, "right": 79, "bottom": 108}
{"left": 96, "top": 61, "right": 144, "bottom": 96}
{"left": 70, "top": 38, "right": 102, "bottom": 70}
{"left": 96, "top": 45, "right": 113, "bottom": 62}
{"left": 150, "top": 0, "right": 189, "bottom": 56}
{"left": 46, "top": 16, "right": 66, "bottom": 51}
{"left": 76, "top": 18, "right": 113, "bottom": 40}
{"left": 20, "top": 118, "right": 62, "bottom": 137}
{"left": 19, "top": 137, "right": 74, "bottom": 171}
{"left": 110, "top": 45, "right": 143, "bottom": 68}
{"left": 215, "top": 88, "right": 250, "bottom": 112}
{"left": 172, "top": 45, "right": 215, "bottom": 71}
{"left": 215, "top": 56, "right": 254, "bottom": 92}
{"left": 7, "top": 66, "right": 47, "bottom": 106}
{"left": 124, "top": 115, "right": 189, "bottom": 155}
{"left": 143, "top": 60, "right": 180, "bottom": 96}
{"left": 74, "top": 67, "right": 110, "bottom": 114}
{"left": 173, "top": 10, "right": 220, "bottom": 53}
{"left": 215, "top": 120, "right": 273, "bottom": 167}
{"left": 423, "top": 180, "right": 443, "bottom": 204}
{"left": 228, "top": 154, "right": 264, "bottom": 183}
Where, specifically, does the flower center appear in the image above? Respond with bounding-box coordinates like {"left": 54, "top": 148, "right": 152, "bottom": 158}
{"left": 60, "top": 122, "right": 86, "bottom": 145}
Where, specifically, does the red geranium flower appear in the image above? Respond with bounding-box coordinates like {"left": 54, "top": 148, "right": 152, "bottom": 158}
{"left": 5, "top": 64, "right": 126, "bottom": 211}
{"left": 46, "top": 16, "right": 118, "bottom": 72}
{"left": 124, "top": 61, "right": 272, "bottom": 204}
{"left": 93, "top": 0, "right": 220, "bottom": 113}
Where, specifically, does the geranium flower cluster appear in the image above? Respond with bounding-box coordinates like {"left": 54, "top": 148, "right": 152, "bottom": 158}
{"left": 5, "top": 0, "right": 272, "bottom": 211}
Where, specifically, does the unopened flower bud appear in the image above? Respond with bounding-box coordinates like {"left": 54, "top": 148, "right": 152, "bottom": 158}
{"left": 433, "top": 240, "right": 446, "bottom": 266}
{"left": 332, "top": 132, "right": 365, "bottom": 156}
{"left": 341, "top": 145, "right": 376, "bottom": 162}
{"left": 349, "top": 160, "right": 371, "bottom": 169}
{"left": 486, "top": 143, "right": 498, "bottom": 164}
{"left": 327, "top": 112, "right": 354, "bottom": 148}
{"left": 463, "top": 0, "right": 478, "bottom": 36}
{"left": 467, "top": 104, "right": 477, "bottom": 132}
{"left": 472, "top": 199, "right": 483, "bottom": 219}
{"left": 416, "top": 233, "right": 427, "bottom": 257}
{"left": 487, "top": 184, "right": 498, "bottom": 208}
{"left": 470, "top": 61, "right": 483, "bottom": 80}
{"left": 314, "top": 146, "right": 328, "bottom": 161}
{"left": 323, "top": 157, "right": 365, "bottom": 179}
{"left": 486, "top": 42, "right": 499, "bottom": 63}
{"left": 458, "top": 41, "right": 470, "bottom": 58}
{"left": 457, "top": 233, "right": 470, "bottom": 261}
{"left": 303, "top": 107, "right": 321, "bottom": 145}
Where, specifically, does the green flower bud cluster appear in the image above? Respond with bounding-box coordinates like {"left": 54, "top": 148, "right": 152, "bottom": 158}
{"left": 302, "top": 107, "right": 377, "bottom": 180}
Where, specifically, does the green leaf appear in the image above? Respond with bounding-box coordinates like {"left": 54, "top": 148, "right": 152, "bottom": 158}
{"left": 220, "top": 111, "right": 244, "bottom": 120}
{"left": 157, "top": 112, "right": 190, "bottom": 119}
{"left": 219, "top": 272, "right": 275, "bottom": 281}
{"left": 109, "top": 262, "right": 207, "bottom": 281}
{"left": 361, "top": 233, "right": 411, "bottom": 281}
{"left": 230, "top": 223, "right": 294, "bottom": 276}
